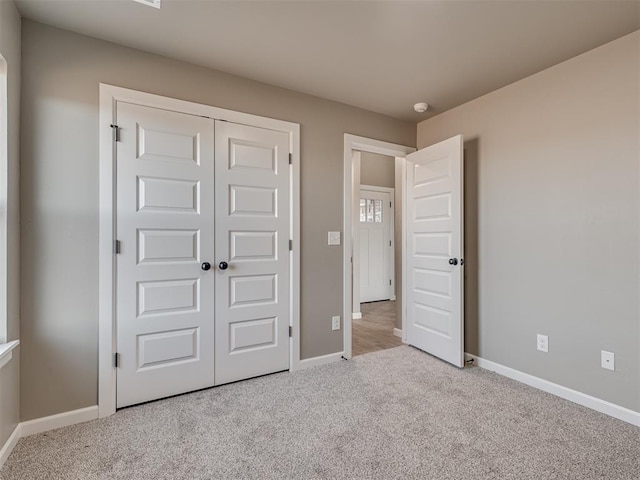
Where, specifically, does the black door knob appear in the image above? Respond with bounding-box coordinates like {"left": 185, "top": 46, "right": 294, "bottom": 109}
{"left": 448, "top": 258, "right": 458, "bottom": 266}
{"left": 201, "top": 262, "right": 211, "bottom": 271}
{"left": 218, "top": 261, "right": 228, "bottom": 271}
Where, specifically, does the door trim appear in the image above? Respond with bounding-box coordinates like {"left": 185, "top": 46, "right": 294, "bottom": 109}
{"left": 343, "top": 134, "right": 415, "bottom": 359}
{"left": 358, "top": 184, "right": 395, "bottom": 303}
{"left": 99, "top": 84, "right": 301, "bottom": 417}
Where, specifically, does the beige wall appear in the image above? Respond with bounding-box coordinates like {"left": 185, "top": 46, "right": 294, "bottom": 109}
{"left": 20, "top": 20, "right": 415, "bottom": 420}
{"left": 360, "top": 152, "right": 395, "bottom": 189}
{"left": 417, "top": 31, "right": 639, "bottom": 411}
{"left": 0, "top": 0, "right": 20, "bottom": 447}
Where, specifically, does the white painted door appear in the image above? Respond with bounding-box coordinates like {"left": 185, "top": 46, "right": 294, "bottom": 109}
{"left": 359, "top": 188, "right": 393, "bottom": 302}
{"left": 116, "top": 102, "right": 216, "bottom": 408}
{"left": 405, "top": 135, "right": 464, "bottom": 367}
{"left": 214, "top": 121, "right": 290, "bottom": 385}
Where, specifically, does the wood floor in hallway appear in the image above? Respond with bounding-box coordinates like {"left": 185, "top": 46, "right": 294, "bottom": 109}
{"left": 352, "top": 300, "right": 403, "bottom": 356}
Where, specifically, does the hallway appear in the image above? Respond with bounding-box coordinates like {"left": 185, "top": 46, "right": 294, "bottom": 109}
{"left": 352, "top": 300, "right": 403, "bottom": 357}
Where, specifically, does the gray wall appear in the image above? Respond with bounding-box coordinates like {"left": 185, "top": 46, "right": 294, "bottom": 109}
{"left": 0, "top": 0, "right": 20, "bottom": 447}
{"left": 360, "top": 152, "right": 395, "bottom": 189}
{"left": 20, "top": 20, "right": 415, "bottom": 420}
{"left": 417, "top": 31, "right": 639, "bottom": 411}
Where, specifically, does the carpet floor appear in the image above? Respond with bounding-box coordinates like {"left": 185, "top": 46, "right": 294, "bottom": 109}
{"left": 2, "top": 346, "right": 638, "bottom": 480}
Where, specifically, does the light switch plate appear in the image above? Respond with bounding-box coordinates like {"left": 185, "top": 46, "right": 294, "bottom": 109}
{"left": 328, "top": 231, "right": 341, "bottom": 246}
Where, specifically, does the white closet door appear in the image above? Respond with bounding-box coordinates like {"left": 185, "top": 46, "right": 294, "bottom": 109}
{"left": 214, "top": 120, "right": 291, "bottom": 385}
{"left": 116, "top": 102, "right": 216, "bottom": 408}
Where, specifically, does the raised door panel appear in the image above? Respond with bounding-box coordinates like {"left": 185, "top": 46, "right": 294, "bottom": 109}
{"left": 137, "top": 177, "right": 200, "bottom": 213}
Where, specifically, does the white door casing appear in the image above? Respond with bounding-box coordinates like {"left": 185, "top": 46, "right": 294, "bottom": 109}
{"left": 214, "top": 121, "right": 291, "bottom": 385}
{"left": 405, "top": 135, "right": 464, "bottom": 367}
{"left": 115, "top": 102, "right": 216, "bottom": 408}
{"left": 359, "top": 187, "right": 393, "bottom": 303}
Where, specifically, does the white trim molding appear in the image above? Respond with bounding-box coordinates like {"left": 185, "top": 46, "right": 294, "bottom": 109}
{"left": 352, "top": 312, "right": 362, "bottom": 320}
{"left": 0, "top": 339, "right": 18, "bottom": 370}
{"left": 343, "top": 134, "right": 415, "bottom": 360}
{"left": 0, "top": 423, "right": 20, "bottom": 468}
{"left": 465, "top": 353, "right": 640, "bottom": 427}
{"left": 0, "top": 55, "right": 8, "bottom": 345}
{"left": 99, "top": 84, "right": 301, "bottom": 417}
{"left": 20, "top": 406, "right": 99, "bottom": 437}
{"left": 297, "top": 352, "right": 344, "bottom": 371}
{"left": 393, "top": 328, "right": 402, "bottom": 338}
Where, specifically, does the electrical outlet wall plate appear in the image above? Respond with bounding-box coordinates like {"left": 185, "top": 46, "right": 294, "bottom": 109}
{"left": 331, "top": 316, "right": 341, "bottom": 331}
{"left": 537, "top": 334, "right": 548, "bottom": 353}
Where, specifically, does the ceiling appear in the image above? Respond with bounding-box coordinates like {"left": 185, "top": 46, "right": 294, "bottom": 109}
{"left": 15, "top": 0, "right": 640, "bottom": 122}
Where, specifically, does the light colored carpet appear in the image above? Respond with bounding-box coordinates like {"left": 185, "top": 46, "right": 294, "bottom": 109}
{"left": 2, "top": 346, "right": 638, "bottom": 480}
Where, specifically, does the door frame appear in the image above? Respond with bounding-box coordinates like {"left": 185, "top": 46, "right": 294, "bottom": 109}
{"left": 357, "top": 184, "right": 395, "bottom": 304}
{"left": 98, "top": 84, "right": 301, "bottom": 417}
{"left": 343, "top": 135, "right": 415, "bottom": 359}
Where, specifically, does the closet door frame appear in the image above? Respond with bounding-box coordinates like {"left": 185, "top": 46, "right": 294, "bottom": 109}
{"left": 98, "top": 84, "right": 300, "bottom": 418}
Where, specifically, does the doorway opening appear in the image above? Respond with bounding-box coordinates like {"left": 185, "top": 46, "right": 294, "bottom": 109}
{"left": 342, "top": 135, "right": 415, "bottom": 360}
{"left": 354, "top": 154, "right": 400, "bottom": 356}
{"left": 344, "top": 133, "right": 466, "bottom": 367}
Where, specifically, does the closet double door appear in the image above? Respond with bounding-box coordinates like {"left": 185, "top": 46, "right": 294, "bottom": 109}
{"left": 114, "top": 102, "right": 291, "bottom": 408}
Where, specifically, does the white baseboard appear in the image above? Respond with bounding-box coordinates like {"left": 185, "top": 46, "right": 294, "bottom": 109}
{"left": 352, "top": 312, "right": 362, "bottom": 320}
{"left": 20, "top": 406, "right": 99, "bottom": 437}
{"left": 393, "top": 328, "right": 402, "bottom": 338}
{"left": 297, "top": 352, "right": 344, "bottom": 370}
{"left": 465, "top": 353, "right": 640, "bottom": 427}
{"left": 0, "top": 424, "right": 21, "bottom": 469}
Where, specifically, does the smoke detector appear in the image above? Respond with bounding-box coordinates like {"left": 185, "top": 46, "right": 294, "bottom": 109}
{"left": 133, "top": 0, "right": 161, "bottom": 8}
{"left": 413, "top": 103, "right": 429, "bottom": 113}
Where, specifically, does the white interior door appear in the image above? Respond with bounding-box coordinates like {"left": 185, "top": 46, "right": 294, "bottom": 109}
{"left": 214, "top": 120, "right": 290, "bottom": 385}
{"left": 405, "top": 135, "right": 464, "bottom": 367}
{"left": 116, "top": 102, "right": 216, "bottom": 408}
{"left": 359, "top": 188, "right": 393, "bottom": 303}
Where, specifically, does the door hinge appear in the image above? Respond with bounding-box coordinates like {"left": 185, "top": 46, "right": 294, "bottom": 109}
{"left": 289, "top": 239, "right": 293, "bottom": 251}
{"left": 389, "top": 279, "right": 392, "bottom": 286}
{"left": 288, "top": 153, "right": 293, "bottom": 165}
{"left": 114, "top": 240, "right": 121, "bottom": 254}
{"left": 110, "top": 124, "right": 120, "bottom": 142}
{"left": 390, "top": 201, "right": 392, "bottom": 208}
{"left": 289, "top": 326, "right": 293, "bottom": 337}
{"left": 389, "top": 240, "right": 392, "bottom": 247}
{"left": 114, "top": 353, "right": 120, "bottom": 368}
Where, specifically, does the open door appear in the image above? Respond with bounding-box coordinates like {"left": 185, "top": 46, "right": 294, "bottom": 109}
{"left": 405, "top": 135, "right": 464, "bottom": 367}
